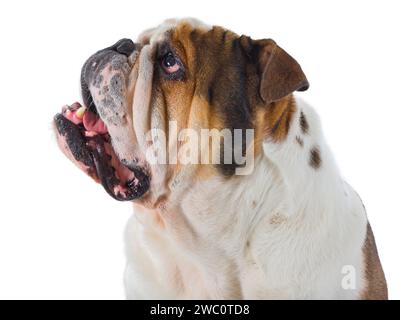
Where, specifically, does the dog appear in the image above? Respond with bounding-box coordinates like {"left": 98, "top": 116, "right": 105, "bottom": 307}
{"left": 53, "top": 18, "right": 387, "bottom": 299}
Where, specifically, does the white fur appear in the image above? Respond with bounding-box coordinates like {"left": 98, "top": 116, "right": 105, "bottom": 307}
{"left": 124, "top": 97, "right": 368, "bottom": 299}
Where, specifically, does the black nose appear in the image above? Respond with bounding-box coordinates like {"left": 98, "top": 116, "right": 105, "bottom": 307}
{"left": 113, "top": 38, "right": 136, "bottom": 57}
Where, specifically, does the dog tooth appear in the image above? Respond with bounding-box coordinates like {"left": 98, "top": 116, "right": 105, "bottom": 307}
{"left": 75, "top": 106, "right": 87, "bottom": 119}
{"left": 84, "top": 131, "right": 98, "bottom": 137}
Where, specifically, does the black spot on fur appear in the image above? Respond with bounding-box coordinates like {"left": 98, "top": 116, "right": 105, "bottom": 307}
{"left": 309, "top": 146, "right": 321, "bottom": 169}
{"left": 300, "top": 111, "right": 309, "bottom": 134}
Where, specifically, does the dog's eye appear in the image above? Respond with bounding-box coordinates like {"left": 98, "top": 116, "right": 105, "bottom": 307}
{"left": 161, "top": 52, "right": 180, "bottom": 74}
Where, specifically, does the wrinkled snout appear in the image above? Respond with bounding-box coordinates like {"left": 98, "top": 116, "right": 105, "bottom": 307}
{"left": 80, "top": 38, "right": 144, "bottom": 170}
{"left": 81, "top": 38, "right": 136, "bottom": 89}
{"left": 80, "top": 38, "right": 138, "bottom": 113}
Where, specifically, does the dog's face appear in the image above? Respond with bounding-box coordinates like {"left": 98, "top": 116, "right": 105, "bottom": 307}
{"left": 54, "top": 18, "right": 308, "bottom": 207}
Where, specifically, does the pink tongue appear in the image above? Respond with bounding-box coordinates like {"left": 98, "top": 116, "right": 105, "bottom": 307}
{"left": 83, "top": 111, "right": 108, "bottom": 134}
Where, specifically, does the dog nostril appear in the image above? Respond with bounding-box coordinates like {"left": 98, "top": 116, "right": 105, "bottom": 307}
{"left": 114, "top": 38, "right": 136, "bottom": 57}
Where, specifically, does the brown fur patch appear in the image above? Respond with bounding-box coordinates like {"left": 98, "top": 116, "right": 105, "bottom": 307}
{"left": 169, "top": 24, "right": 257, "bottom": 176}
{"left": 360, "top": 223, "right": 388, "bottom": 300}
{"left": 299, "top": 111, "right": 309, "bottom": 134}
{"left": 309, "top": 146, "right": 321, "bottom": 169}
{"left": 263, "top": 95, "right": 297, "bottom": 142}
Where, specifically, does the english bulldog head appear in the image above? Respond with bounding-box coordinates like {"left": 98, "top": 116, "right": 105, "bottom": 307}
{"left": 53, "top": 18, "right": 308, "bottom": 206}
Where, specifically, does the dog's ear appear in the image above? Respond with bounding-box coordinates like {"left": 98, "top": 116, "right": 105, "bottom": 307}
{"left": 254, "top": 39, "right": 309, "bottom": 104}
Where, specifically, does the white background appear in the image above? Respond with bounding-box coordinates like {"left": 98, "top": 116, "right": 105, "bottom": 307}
{"left": 0, "top": 0, "right": 399, "bottom": 299}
